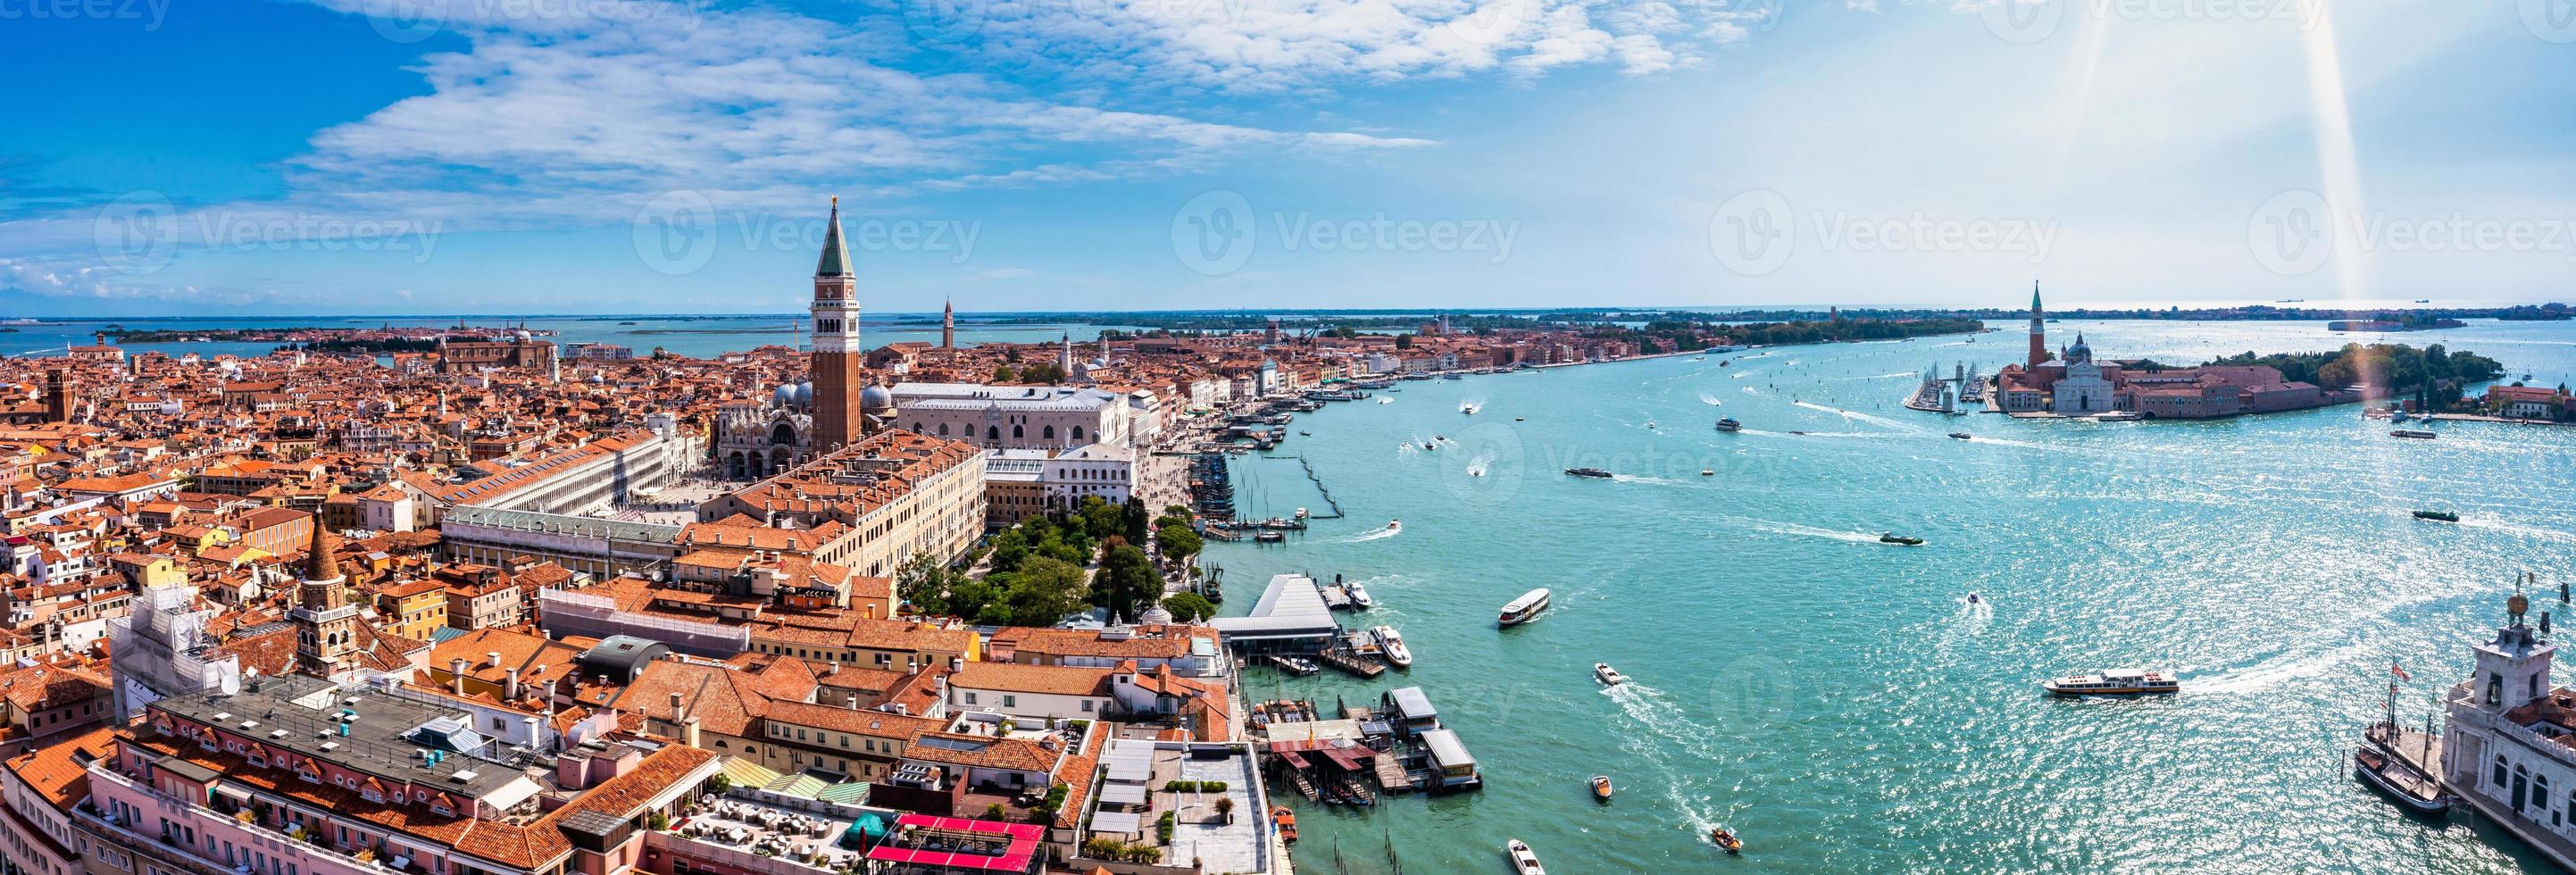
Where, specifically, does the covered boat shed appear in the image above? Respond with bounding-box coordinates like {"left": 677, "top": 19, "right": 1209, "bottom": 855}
{"left": 1208, "top": 574, "right": 1339, "bottom": 652}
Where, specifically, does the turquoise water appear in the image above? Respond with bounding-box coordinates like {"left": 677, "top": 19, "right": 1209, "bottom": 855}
{"left": 1209, "top": 319, "right": 2576, "bottom": 873}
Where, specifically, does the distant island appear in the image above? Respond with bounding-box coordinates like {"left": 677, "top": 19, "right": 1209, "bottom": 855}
{"left": 990, "top": 302, "right": 2572, "bottom": 330}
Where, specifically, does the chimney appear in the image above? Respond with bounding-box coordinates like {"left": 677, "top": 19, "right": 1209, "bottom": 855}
{"left": 487, "top": 651, "right": 503, "bottom": 669}
{"left": 504, "top": 666, "right": 521, "bottom": 701}
{"left": 669, "top": 692, "right": 684, "bottom": 720}
{"left": 681, "top": 716, "right": 702, "bottom": 748}
{"left": 449, "top": 658, "right": 468, "bottom": 695}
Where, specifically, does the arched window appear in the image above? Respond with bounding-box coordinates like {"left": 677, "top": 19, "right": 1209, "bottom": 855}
{"left": 2497, "top": 755, "right": 2511, "bottom": 788}
{"left": 771, "top": 423, "right": 797, "bottom": 445}
{"left": 987, "top": 426, "right": 1001, "bottom": 441}
{"left": 2541, "top": 772, "right": 2557, "bottom": 825}
{"left": 2491, "top": 673, "right": 2505, "bottom": 706}
{"left": 1013, "top": 425, "right": 1024, "bottom": 439}
{"left": 1043, "top": 425, "right": 1055, "bottom": 439}
{"left": 938, "top": 423, "right": 949, "bottom": 437}
{"left": 1072, "top": 426, "right": 1086, "bottom": 440}
{"left": 2516, "top": 765, "right": 2532, "bottom": 812}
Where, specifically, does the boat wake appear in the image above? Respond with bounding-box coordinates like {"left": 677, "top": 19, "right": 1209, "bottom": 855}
{"left": 2458, "top": 516, "right": 2576, "bottom": 545}
{"left": 1791, "top": 400, "right": 1914, "bottom": 430}
{"left": 1839, "top": 371, "right": 1918, "bottom": 380}
{"left": 1610, "top": 473, "right": 1688, "bottom": 486}
{"left": 1696, "top": 392, "right": 1726, "bottom": 406}
{"left": 1753, "top": 521, "right": 1886, "bottom": 545}
{"left": 2190, "top": 640, "right": 2377, "bottom": 696}
{"left": 1603, "top": 683, "right": 1733, "bottom": 764}
{"left": 1731, "top": 369, "right": 1762, "bottom": 379}
{"left": 1346, "top": 525, "right": 1402, "bottom": 543}
{"left": 1463, "top": 454, "right": 1494, "bottom": 478}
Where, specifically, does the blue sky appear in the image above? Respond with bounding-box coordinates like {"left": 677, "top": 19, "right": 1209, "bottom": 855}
{"left": 2, "top": 0, "right": 2571, "bottom": 316}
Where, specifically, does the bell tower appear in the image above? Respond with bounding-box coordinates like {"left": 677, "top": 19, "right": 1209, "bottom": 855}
{"left": 2027, "top": 281, "right": 2047, "bottom": 369}
{"left": 292, "top": 525, "right": 360, "bottom": 678}
{"left": 811, "top": 197, "right": 867, "bottom": 454}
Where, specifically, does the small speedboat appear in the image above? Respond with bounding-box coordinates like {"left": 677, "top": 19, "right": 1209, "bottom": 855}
{"left": 1375, "top": 626, "right": 1413, "bottom": 668}
{"left": 1505, "top": 839, "right": 1546, "bottom": 875}
{"left": 1590, "top": 775, "right": 1613, "bottom": 801}
{"left": 1966, "top": 592, "right": 1981, "bottom": 604}
{"left": 1714, "top": 418, "right": 1742, "bottom": 432}
{"left": 1386, "top": 519, "right": 1402, "bottom": 533}
{"left": 1711, "top": 829, "right": 1742, "bottom": 854}
{"left": 1947, "top": 432, "right": 1972, "bottom": 440}
{"left": 1646, "top": 420, "right": 1657, "bottom": 429}
{"left": 1564, "top": 467, "right": 1614, "bottom": 479}
{"left": 1880, "top": 533, "right": 1924, "bottom": 546}
{"left": 1298, "top": 430, "right": 1311, "bottom": 436}
{"left": 1421, "top": 442, "right": 1435, "bottom": 451}
{"left": 2413, "top": 510, "right": 2459, "bottom": 522}
{"left": 1594, "top": 662, "right": 1628, "bottom": 686}
{"left": 1272, "top": 807, "right": 1298, "bottom": 843}
{"left": 1346, "top": 582, "right": 1375, "bottom": 610}
{"left": 1700, "top": 470, "right": 1714, "bottom": 476}
{"left": 2391, "top": 429, "right": 2438, "bottom": 439}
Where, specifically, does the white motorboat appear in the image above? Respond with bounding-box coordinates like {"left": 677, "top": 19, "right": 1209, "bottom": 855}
{"left": 1505, "top": 839, "right": 1546, "bottom": 875}
{"left": 1374, "top": 625, "right": 1413, "bottom": 668}
{"left": 1346, "top": 582, "right": 1375, "bottom": 610}
{"left": 1386, "top": 519, "right": 1401, "bottom": 533}
{"left": 1594, "top": 662, "right": 1628, "bottom": 686}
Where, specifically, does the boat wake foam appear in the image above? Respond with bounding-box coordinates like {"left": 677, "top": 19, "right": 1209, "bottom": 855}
{"left": 1753, "top": 521, "right": 1884, "bottom": 545}
{"left": 2190, "top": 639, "right": 2376, "bottom": 696}
{"left": 1610, "top": 473, "right": 1688, "bottom": 486}
{"left": 1696, "top": 392, "right": 1725, "bottom": 406}
{"left": 2459, "top": 516, "right": 2576, "bottom": 545}
{"left": 1731, "top": 369, "right": 1762, "bottom": 379}
{"left": 1791, "top": 400, "right": 1915, "bottom": 430}
{"left": 1346, "top": 525, "right": 1402, "bottom": 543}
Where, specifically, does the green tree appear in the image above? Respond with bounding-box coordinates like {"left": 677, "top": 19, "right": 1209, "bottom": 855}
{"left": 992, "top": 363, "right": 1017, "bottom": 382}
{"left": 1121, "top": 496, "right": 1150, "bottom": 545}
{"left": 1160, "top": 593, "right": 1215, "bottom": 623}
{"left": 988, "top": 529, "right": 1030, "bottom": 575}
{"left": 1155, "top": 524, "right": 1202, "bottom": 561}
{"left": 894, "top": 552, "right": 953, "bottom": 616}
{"left": 996, "top": 556, "right": 1092, "bottom": 625}
{"left": 1096, "top": 544, "right": 1160, "bottom": 624}
{"left": 1394, "top": 333, "right": 1413, "bottom": 349}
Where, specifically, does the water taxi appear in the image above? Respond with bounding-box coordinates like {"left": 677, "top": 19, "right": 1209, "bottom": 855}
{"left": 1498, "top": 588, "right": 1552, "bottom": 627}
{"left": 1268, "top": 655, "right": 1321, "bottom": 676}
{"left": 1966, "top": 592, "right": 1981, "bottom": 605}
{"left": 1375, "top": 626, "right": 1413, "bottom": 668}
{"left": 1272, "top": 807, "right": 1298, "bottom": 843}
{"left": 2391, "top": 429, "right": 2438, "bottom": 439}
{"left": 1594, "top": 662, "right": 1628, "bottom": 686}
{"left": 1879, "top": 533, "right": 1924, "bottom": 546}
{"left": 1701, "top": 469, "right": 1714, "bottom": 476}
{"left": 2041, "top": 668, "right": 2180, "bottom": 696}
{"left": 1460, "top": 402, "right": 1481, "bottom": 414}
{"left": 2094, "top": 411, "right": 2144, "bottom": 421}
{"left": 1386, "top": 519, "right": 1402, "bottom": 533}
{"left": 1346, "top": 581, "right": 1375, "bottom": 610}
{"left": 1590, "top": 775, "right": 1613, "bottom": 801}
{"left": 1714, "top": 418, "right": 1742, "bottom": 432}
{"left": 2412, "top": 510, "right": 2458, "bottom": 522}
{"left": 1947, "top": 432, "right": 1972, "bottom": 440}
{"left": 1711, "top": 829, "right": 1742, "bottom": 854}
{"left": 1564, "top": 467, "right": 1614, "bottom": 479}
{"left": 1505, "top": 839, "right": 1546, "bottom": 875}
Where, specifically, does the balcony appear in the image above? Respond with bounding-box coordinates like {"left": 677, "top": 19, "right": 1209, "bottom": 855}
{"left": 83, "top": 763, "right": 396, "bottom": 875}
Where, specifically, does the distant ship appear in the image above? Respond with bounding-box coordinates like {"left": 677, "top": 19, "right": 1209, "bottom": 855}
{"left": 1714, "top": 418, "right": 1742, "bottom": 432}
{"left": 1563, "top": 467, "right": 1614, "bottom": 479}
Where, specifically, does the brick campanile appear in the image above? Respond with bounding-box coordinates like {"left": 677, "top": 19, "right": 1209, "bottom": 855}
{"left": 812, "top": 197, "right": 867, "bottom": 454}
{"left": 2027, "top": 280, "right": 2047, "bottom": 369}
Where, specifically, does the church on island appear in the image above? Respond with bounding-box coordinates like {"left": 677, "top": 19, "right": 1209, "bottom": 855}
{"left": 1991, "top": 284, "right": 2345, "bottom": 418}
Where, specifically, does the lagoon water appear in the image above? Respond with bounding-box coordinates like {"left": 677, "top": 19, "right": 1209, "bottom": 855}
{"left": 1206, "top": 320, "right": 2576, "bottom": 873}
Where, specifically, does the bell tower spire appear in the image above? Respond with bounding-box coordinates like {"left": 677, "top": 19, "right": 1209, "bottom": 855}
{"left": 811, "top": 196, "right": 866, "bottom": 452}
{"left": 2027, "top": 280, "right": 2047, "bottom": 369}
{"left": 292, "top": 524, "right": 359, "bottom": 678}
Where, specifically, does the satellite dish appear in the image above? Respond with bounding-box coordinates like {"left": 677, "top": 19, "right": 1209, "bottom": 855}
{"left": 219, "top": 672, "right": 241, "bottom": 696}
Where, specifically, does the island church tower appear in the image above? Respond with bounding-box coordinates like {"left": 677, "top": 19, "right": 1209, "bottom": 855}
{"left": 812, "top": 197, "right": 868, "bottom": 453}
{"left": 2027, "top": 281, "right": 2047, "bottom": 369}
